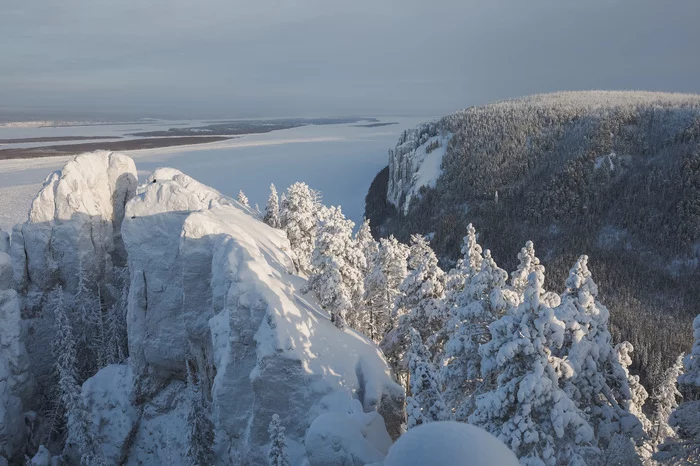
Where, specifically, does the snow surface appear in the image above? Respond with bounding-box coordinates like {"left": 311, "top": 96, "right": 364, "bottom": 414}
{"left": 383, "top": 422, "right": 519, "bottom": 466}
{"left": 0, "top": 117, "right": 428, "bottom": 231}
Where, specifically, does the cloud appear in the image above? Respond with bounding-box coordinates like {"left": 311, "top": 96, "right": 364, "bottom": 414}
{"left": 2, "top": 0, "right": 699, "bottom": 118}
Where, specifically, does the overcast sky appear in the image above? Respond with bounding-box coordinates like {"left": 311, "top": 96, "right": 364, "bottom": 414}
{"left": 2, "top": 0, "right": 700, "bottom": 119}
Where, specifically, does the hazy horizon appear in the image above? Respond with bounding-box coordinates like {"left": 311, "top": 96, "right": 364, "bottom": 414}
{"left": 3, "top": 0, "right": 700, "bottom": 120}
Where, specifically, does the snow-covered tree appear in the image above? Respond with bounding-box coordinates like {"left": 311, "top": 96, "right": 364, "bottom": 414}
{"left": 355, "top": 219, "right": 378, "bottom": 276}
{"left": 405, "top": 327, "right": 449, "bottom": 429}
{"left": 282, "top": 182, "right": 320, "bottom": 272}
{"left": 555, "top": 255, "right": 647, "bottom": 455}
{"left": 185, "top": 361, "right": 215, "bottom": 466}
{"left": 470, "top": 269, "right": 595, "bottom": 465}
{"left": 510, "top": 241, "right": 560, "bottom": 308}
{"left": 614, "top": 341, "right": 652, "bottom": 437}
{"left": 50, "top": 285, "right": 101, "bottom": 464}
{"left": 264, "top": 183, "right": 281, "bottom": 229}
{"left": 237, "top": 190, "right": 249, "bottom": 207}
{"left": 382, "top": 235, "right": 445, "bottom": 385}
{"left": 307, "top": 206, "right": 365, "bottom": 330}
{"left": 679, "top": 314, "right": 700, "bottom": 387}
{"left": 651, "top": 354, "right": 684, "bottom": 446}
{"left": 268, "top": 414, "right": 290, "bottom": 466}
{"left": 441, "top": 249, "right": 514, "bottom": 420}
{"left": 444, "top": 223, "right": 483, "bottom": 305}
{"left": 364, "top": 236, "right": 408, "bottom": 343}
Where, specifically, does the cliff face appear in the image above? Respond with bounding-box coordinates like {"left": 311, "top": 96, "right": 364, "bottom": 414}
{"left": 4, "top": 154, "right": 402, "bottom": 465}
{"left": 366, "top": 91, "right": 700, "bottom": 387}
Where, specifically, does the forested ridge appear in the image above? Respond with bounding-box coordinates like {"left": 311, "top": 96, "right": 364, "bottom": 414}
{"left": 366, "top": 91, "right": 700, "bottom": 391}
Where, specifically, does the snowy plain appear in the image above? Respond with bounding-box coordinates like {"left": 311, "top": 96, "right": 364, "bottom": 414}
{"left": 0, "top": 117, "right": 429, "bottom": 231}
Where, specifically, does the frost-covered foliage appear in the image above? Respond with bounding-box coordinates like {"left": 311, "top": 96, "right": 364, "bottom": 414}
{"left": 355, "top": 219, "right": 378, "bottom": 277}
{"left": 405, "top": 327, "right": 449, "bottom": 429}
{"left": 307, "top": 206, "right": 365, "bottom": 330}
{"left": 282, "top": 182, "right": 320, "bottom": 272}
{"left": 382, "top": 235, "right": 446, "bottom": 385}
{"left": 237, "top": 190, "right": 249, "bottom": 207}
{"left": 268, "top": 414, "right": 290, "bottom": 466}
{"left": 470, "top": 270, "right": 595, "bottom": 465}
{"left": 185, "top": 362, "right": 215, "bottom": 466}
{"left": 363, "top": 236, "right": 408, "bottom": 343}
{"left": 680, "top": 314, "right": 700, "bottom": 387}
{"left": 366, "top": 91, "right": 700, "bottom": 389}
{"left": 441, "top": 249, "right": 513, "bottom": 421}
{"left": 651, "top": 354, "right": 684, "bottom": 446}
{"left": 264, "top": 183, "right": 281, "bottom": 229}
{"left": 555, "top": 256, "right": 648, "bottom": 452}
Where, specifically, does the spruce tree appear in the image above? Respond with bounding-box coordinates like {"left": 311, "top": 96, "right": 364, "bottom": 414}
{"left": 651, "top": 354, "right": 684, "bottom": 446}
{"left": 307, "top": 206, "right": 365, "bottom": 330}
{"left": 470, "top": 269, "right": 595, "bottom": 465}
{"left": 282, "top": 182, "right": 319, "bottom": 272}
{"left": 679, "top": 314, "right": 700, "bottom": 387}
{"left": 405, "top": 327, "right": 449, "bottom": 429}
{"left": 364, "top": 236, "right": 408, "bottom": 343}
{"left": 268, "top": 414, "right": 290, "bottom": 466}
{"left": 264, "top": 183, "right": 281, "bottom": 229}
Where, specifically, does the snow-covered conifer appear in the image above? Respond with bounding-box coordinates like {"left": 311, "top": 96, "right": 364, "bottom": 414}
{"left": 355, "top": 219, "right": 378, "bottom": 276}
{"left": 282, "top": 182, "right": 319, "bottom": 272}
{"left": 555, "top": 255, "right": 647, "bottom": 454}
{"left": 405, "top": 327, "right": 449, "bottom": 429}
{"left": 613, "top": 341, "right": 652, "bottom": 437}
{"left": 510, "top": 240, "right": 560, "bottom": 307}
{"left": 307, "top": 206, "right": 365, "bottom": 330}
{"left": 441, "top": 249, "right": 513, "bottom": 420}
{"left": 268, "top": 414, "right": 290, "bottom": 466}
{"left": 364, "top": 236, "right": 408, "bottom": 343}
{"left": 651, "top": 354, "right": 684, "bottom": 446}
{"left": 185, "top": 361, "right": 215, "bottom": 466}
{"left": 382, "top": 235, "right": 446, "bottom": 387}
{"left": 444, "top": 224, "right": 483, "bottom": 304}
{"left": 237, "top": 190, "right": 249, "bottom": 207}
{"left": 264, "top": 183, "right": 281, "bottom": 229}
{"left": 470, "top": 269, "right": 595, "bottom": 465}
{"left": 679, "top": 314, "right": 700, "bottom": 387}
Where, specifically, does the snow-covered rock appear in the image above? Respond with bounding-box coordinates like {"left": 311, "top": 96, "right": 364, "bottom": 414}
{"left": 387, "top": 123, "right": 451, "bottom": 215}
{"left": 79, "top": 167, "right": 406, "bottom": 464}
{"left": 383, "top": 422, "right": 518, "bottom": 466}
{"left": 11, "top": 150, "right": 137, "bottom": 299}
{"left": 0, "top": 249, "right": 33, "bottom": 461}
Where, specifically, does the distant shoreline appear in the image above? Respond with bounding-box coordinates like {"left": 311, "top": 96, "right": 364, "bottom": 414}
{"left": 0, "top": 135, "right": 120, "bottom": 144}
{"left": 0, "top": 136, "right": 232, "bottom": 160}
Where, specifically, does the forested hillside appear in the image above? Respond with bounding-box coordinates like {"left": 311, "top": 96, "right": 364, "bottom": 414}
{"left": 365, "top": 91, "right": 700, "bottom": 389}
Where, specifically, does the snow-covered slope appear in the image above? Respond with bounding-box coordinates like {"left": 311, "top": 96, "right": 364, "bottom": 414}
{"left": 80, "top": 165, "right": 404, "bottom": 464}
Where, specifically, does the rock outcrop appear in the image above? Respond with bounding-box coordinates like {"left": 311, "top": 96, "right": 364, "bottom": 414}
{"left": 0, "top": 235, "right": 33, "bottom": 462}
{"left": 75, "top": 167, "right": 404, "bottom": 465}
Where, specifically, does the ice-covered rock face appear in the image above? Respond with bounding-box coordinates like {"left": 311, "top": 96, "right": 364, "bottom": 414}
{"left": 114, "top": 168, "right": 403, "bottom": 464}
{"left": 11, "top": 151, "right": 137, "bottom": 299}
{"left": 0, "top": 246, "right": 33, "bottom": 462}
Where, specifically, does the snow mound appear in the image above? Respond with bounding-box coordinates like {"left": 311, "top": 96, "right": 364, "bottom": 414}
{"left": 383, "top": 422, "right": 518, "bottom": 466}
{"left": 99, "top": 166, "right": 405, "bottom": 463}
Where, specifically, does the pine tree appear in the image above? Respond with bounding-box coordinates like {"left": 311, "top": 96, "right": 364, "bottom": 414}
{"left": 307, "top": 206, "right": 365, "bottom": 330}
{"left": 185, "top": 361, "right": 215, "bottom": 466}
{"left": 264, "top": 183, "right": 281, "bottom": 229}
{"left": 405, "top": 327, "right": 449, "bottom": 429}
{"left": 470, "top": 269, "right": 595, "bottom": 465}
{"left": 363, "top": 236, "right": 408, "bottom": 343}
{"left": 381, "top": 235, "right": 445, "bottom": 388}
{"left": 556, "top": 255, "right": 648, "bottom": 454}
{"left": 282, "top": 182, "right": 320, "bottom": 272}
{"left": 652, "top": 354, "right": 684, "bottom": 447}
{"left": 679, "top": 314, "right": 700, "bottom": 387}
{"left": 441, "top": 249, "right": 514, "bottom": 421}
{"left": 237, "top": 190, "right": 249, "bottom": 207}
{"left": 268, "top": 414, "right": 290, "bottom": 466}
{"left": 355, "top": 219, "right": 378, "bottom": 276}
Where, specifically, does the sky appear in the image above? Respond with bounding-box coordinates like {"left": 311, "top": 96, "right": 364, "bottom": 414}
{"left": 2, "top": 0, "right": 700, "bottom": 119}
